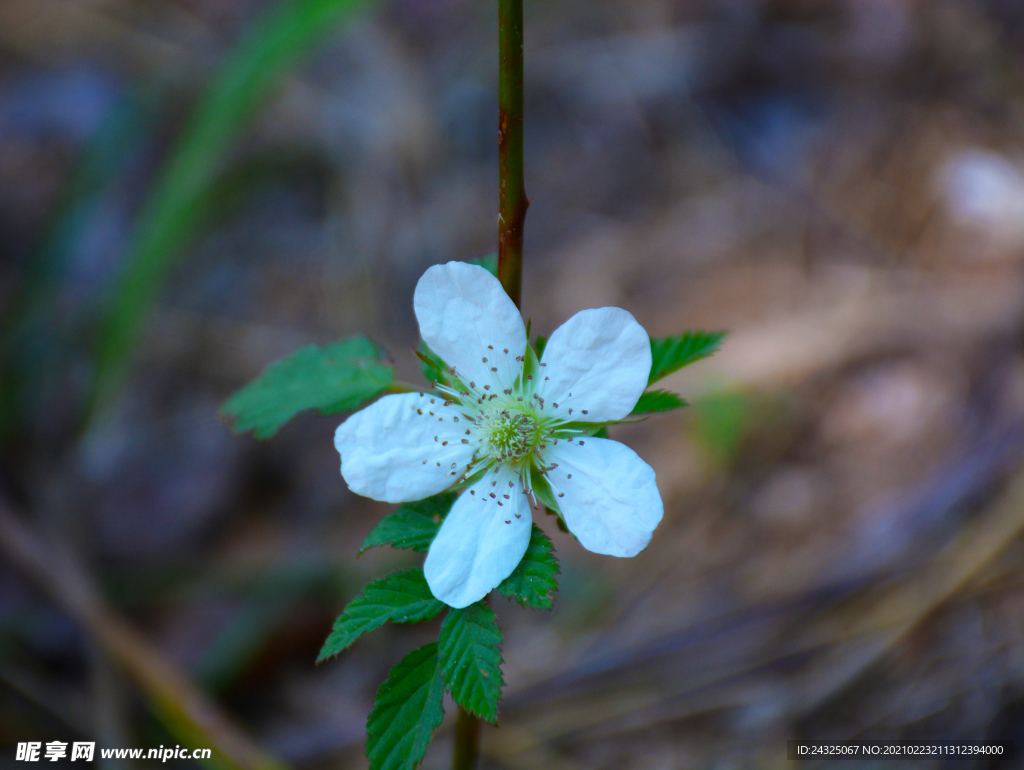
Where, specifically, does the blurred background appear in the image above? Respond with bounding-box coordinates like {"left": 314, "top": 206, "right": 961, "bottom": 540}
{"left": 3, "top": 0, "right": 1024, "bottom": 767}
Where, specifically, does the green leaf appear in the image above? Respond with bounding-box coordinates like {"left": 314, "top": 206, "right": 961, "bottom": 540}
{"left": 360, "top": 493, "right": 457, "bottom": 554}
{"left": 631, "top": 389, "right": 688, "bottom": 415}
{"left": 317, "top": 569, "right": 444, "bottom": 663}
{"left": 648, "top": 331, "right": 727, "bottom": 384}
{"left": 497, "top": 525, "right": 559, "bottom": 610}
{"left": 89, "top": 0, "right": 374, "bottom": 413}
{"left": 220, "top": 336, "right": 393, "bottom": 439}
{"left": 438, "top": 604, "right": 503, "bottom": 724}
{"left": 366, "top": 642, "right": 445, "bottom": 770}
{"left": 467, "top": 252, "right": 498, "bottom": 276}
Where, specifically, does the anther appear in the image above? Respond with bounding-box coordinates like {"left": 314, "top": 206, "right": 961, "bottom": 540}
{"left": 442, "top": 441, "right": 448, "bottom": 446}
{"left": 470, "top": 381, "right": 475, "bottom": 387}
{"left": 579, "top": 441, "right": 585, "bottom": 445}
{"left": 483, "top": 385, "right": 490, "bottom": 390}
{"left": 553, "top": 403, "right": 558, "bottom": 408}
{"left": 488, "top": 345, "right": 493, "bottom": 349}
{"left": 471, "top": 490, "right": 475, "bottom": 495}
{"left": 582, "top": 410, "right": 588, "bottom": 415}
{"left": 544, "top": 376, "right": 549, "bottom": 380}
{"left": 508, "top": 481, "right": 514, "bottom": 487}
{"left": 490, "top": 493, "right": 496, "bottom": 498}
{"left": 567, "top": 473, "right": 572, "bottom": 478}
{"left": 419, "top": 392, "right": 424, "bottom": 397}
{"left": 417, "top": 409, "right": 423, "bottom": 415}
{"left": 465, "top": 429, "right": 471, "bottom": 435}
{"left": 482, "top": 357, "right": 488, "bottom": 363}
{"left": 558, "top": 493, "right": 565, "bottom": 498}
{"left": 444, "top": 400, "right": 453, "bottom": 406}
{"left": 503, "top": 494, "right": 510, "bottom": 499}
{"left": 515, "top": 513, "right": 521, "bottom": 518}
{"left": 491, "top": 367, "right": 497, "bottom": 372}
{"left": 503, "top": 348, "right": 508, "bottom": 353}
{"left": 430, "top": 399, "right": 435, "bottom": 404}
{"left": 454, "top": 416, "right": 460, "bottom": 422}
{"left": 461, "top": 439, "right": 469, "bottom": 444}
{"left": 429, "top": 412, "right": 434, "bottom": 416}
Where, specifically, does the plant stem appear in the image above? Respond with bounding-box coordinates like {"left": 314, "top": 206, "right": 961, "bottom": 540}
{"left": 452, "top": 706, "right": 480, "bottom": 770}
{"left": 497, "top": 0, "right": 527, "bottom": 310}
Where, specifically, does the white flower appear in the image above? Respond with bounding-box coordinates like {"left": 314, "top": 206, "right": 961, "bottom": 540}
{"left": 335, "top": 262, "right": 664, "bottom": 608}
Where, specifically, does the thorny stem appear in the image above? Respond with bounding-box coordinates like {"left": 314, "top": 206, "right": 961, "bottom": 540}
{"left": 450, "top": 4, "right": 527, "bottom": 768}
{"left": 497, "top": 0, "right": 526, "bottom": 310}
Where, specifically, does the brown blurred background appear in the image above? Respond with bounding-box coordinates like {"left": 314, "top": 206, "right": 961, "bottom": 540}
{"left": 3, "top": 0, "right": 1024, "bottom": 767}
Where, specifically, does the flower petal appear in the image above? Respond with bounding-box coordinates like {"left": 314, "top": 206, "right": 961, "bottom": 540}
{"left": 424, "top": 469, "right": 532, "bottom": 608}
{"left": 334, "top": 393, "right": 474, "bottom": 503}
{"left": 545, "top": 437, "right": 663, "bottom": 557}
{"left": 538, "top": 307, "right": 651, "bottom": 422}
{"left": 414, "top": 262, "right": 526, "bottom": 390}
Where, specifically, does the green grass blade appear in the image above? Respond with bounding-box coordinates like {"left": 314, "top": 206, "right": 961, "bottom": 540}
{"left": 89, "top": 0, "right": 374, "bottom": 412}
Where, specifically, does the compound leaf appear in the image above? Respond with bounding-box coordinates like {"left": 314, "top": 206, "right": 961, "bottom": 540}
{"left": 648, "top": 331, "right": 726, "bottom": 384}
{"left": 220, "top": 335, "right": 393, "bottom": 439}
{"left": 318, "top": 569, "right": 443, "bottom": 663}
{"left": 360, "top": 493, "right": 456, "bottom": 554}
{"left": 366, "top": 642, "right": 445, "bottom": 770}
{"left": 496, "top": 525, "right": 559, "bottom": 610}
{"left": 631, "top": 389, "right": 688, "bottom": 415}
{"left": 438, "top": 603, "right": 503, "bottom": 724}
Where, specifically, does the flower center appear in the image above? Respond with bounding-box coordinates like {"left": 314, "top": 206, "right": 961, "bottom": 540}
{"left": 483, "top": 409, "right": 536, "bottom": 461}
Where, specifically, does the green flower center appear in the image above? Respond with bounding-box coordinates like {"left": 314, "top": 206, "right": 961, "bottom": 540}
{"left": 483, "top": 406, "right": 541, "bottom": 460}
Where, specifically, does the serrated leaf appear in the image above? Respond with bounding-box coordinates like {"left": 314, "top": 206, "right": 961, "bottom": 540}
{"left": 317, "top": 569, "right": 443, "bottom": 663}
{"left": 631, "top": 389, "right": 688, "bottom": 415}
{"left": 438, "top": 604, "right": 503, "bottom": 724}
{"left": 648, "top": 331, "right": 727, "bottom": 384}
{"left": 220, "top": 336, "right": 393, "bottom": 439}
{"left": 360, "top": 493, "right": 457, "bottom": 554}
{"left": 497, "top": 525, "right": 559, "bottom": 610}
{"left": 366, "top": 642, "right": 445, "bottom": 770}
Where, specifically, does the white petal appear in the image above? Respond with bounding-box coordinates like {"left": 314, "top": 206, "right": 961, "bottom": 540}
{"left": 424, "top": 468, "right": 532, "bottom": 608}
{"left": 545, "top": 437, "right": 663, "bottom": 557}
{"left": 538, "top": 307, "right": 651, "bottom": 422}
{"left": 414, "top": 262, "right": 526, "bottom": 390}
{"left": 334, "top": 393, "right": 474, "bottom": 503}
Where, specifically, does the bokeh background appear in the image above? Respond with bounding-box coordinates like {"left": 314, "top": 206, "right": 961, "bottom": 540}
{"left": 3, "top": 0, "right": 1024, "bottom": 767}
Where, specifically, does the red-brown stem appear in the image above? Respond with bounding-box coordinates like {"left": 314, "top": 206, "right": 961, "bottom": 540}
{"left": 497, "top": 0, "right": 526, "bottom": 309}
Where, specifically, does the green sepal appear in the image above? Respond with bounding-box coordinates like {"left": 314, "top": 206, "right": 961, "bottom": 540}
{"left": 519, "top": 337, "right": 541, "bottom": 386}
{"left": 648, "top": 331, "right": 726, "bottom": 384}
{"left": 533, "top": 334, "right": 547, "bottom": 358}
{"left": 317, "top": 569, "right": 444, "bottom": 663}
{"left": 529, "top": 469, "right": 561, "bottom": 516}
{"left": 366, "top": 642, "right": 445, "bottom": 770}
{"left": 359, "top": 493, "right": 457, "bottom": 555}
{"left": 220, "top": 336, "right": 394, "bottom": 439}
{"left": 631, "top": 389, "right": 688, "bottom": 414}
{"left": 438, "top": 603, "right": 503, "bottom": 724}
{"left": 496, "top": 525, "right": 559, "bottom": 610}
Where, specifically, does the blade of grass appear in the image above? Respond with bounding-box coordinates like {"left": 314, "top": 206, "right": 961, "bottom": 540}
{"left": 88, "top": 0, "right": 374, "bottom": 416}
